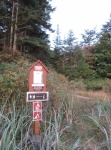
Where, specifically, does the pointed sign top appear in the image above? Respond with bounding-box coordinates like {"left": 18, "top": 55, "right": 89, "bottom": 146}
{"left": 28, "top": 60, "right": 49, "bottom": 72}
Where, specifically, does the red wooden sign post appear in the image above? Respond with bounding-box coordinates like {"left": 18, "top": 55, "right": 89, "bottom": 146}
{"left": 27, "top": 60, "right": 49, "bottom": 134}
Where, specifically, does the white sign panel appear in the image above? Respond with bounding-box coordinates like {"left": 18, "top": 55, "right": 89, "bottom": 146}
{"left": 33, "top": 71, "right": 43, "bottom": 84}
{"left": 34, "top": 66, "right": 42, "bottom": 71}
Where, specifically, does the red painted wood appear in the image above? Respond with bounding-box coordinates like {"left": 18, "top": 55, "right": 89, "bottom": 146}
{"left": 28, "top": 60, "right": 48, "bottom": 135}
{"left": 28, "top": 60, "right": 48, "bottom": 92}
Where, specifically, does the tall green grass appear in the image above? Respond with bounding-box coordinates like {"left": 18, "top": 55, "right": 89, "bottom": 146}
{"left": 0, "top": 97, "right": 32, "bottom": 150}
{"left": 85, "top": 102, "right": 111, "bottom": 149}
{"left": 0, "top": 95, "right": 82, "bottom": 150}
{"left": 1, "top": 96, "right": 111, "bottom": 149}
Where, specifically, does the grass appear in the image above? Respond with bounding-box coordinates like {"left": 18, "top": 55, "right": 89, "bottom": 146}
{"left": 0, "top": 96, "right": 82, "bottom": 150}
{"left": 0, "top": 98, "right": 32, "bottom": 150}
{"left": 1, "top": 83, "right": 111, "bottom": 149}
{"left": 86, "top": 102, "right": 111, "bottom": 149}
{"left": 1, "top": 90, "right": 111, "bottom": 149}
{"left": 1, "top": 50, "right": 111, "bottom": 149}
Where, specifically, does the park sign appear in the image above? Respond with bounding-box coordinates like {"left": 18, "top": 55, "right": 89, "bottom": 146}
{"left": 28, "top": 60, "right": 49, "bottom": 92}
{"left": 33, "top": 102, "right": 42, "bottom": 121}
{"left": 26, "top": 91, "right": 49, "bottom": 102}
{"left": 26, "top": 60, "right": 49, "bottom": 134}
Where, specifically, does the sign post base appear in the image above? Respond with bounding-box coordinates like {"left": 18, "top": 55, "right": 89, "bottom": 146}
{"left": 33, "top": 121, "right": 40, "bottom": 134}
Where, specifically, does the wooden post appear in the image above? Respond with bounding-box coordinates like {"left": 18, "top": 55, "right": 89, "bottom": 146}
{"left": 34, "top": 121, "right": 40, "bottom": 134}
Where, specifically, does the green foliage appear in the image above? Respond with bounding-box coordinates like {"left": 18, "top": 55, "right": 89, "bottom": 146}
{"left": 47, "top": 70, "right": 72, "bottom": 106}
{"left": 87, "top": 102, "right": 111, "bottom": 149}
{"left": 84, "top": 79, "right": 107, "bottom": 90}
{"left": 0, "top": 95, "right": 82, "bottom": 150}
{"left": 52, "top": 15, "right": 111, "bottom": 80}
{"left": 54, "top": 25, "right": 62, "bottom": 48}
{"left": 69, "top": 58, "right": 96, "bottom": 80}
{"left": 65, "top": 30, "right": 77, "bottom": 50}
{"left": 103, "top": 78, "right": 111, "bottom": 93}
{"left": 93, "top": 16, "right": 111, "bottom": 78}
{"left": 56, "top": 53, "right": 96, "bottom": 81}
{"left": 0, "top": 0, "right": 54, "bottom": 56}
{"left": 19, "top": 37, "right": 48, "bottom": 49}
{"left": 94, "top": 43, "right": 111, "bottom": 78}
{"left": 81, "top": 28, "right": 98, "bottom": 46}
{"left": 1, "top": 42, "right": 111, "bottom": 149}
{"left": 0, "top": 98, "right": 32, "bottom": 150}
{"left": 70, "top": 80, "right": 86, "bottom": 90}
{"left": 0, "top": 52, "right": 33, "bottom": 101}
{"left": 53, "top": 44, "right": 97, "bottom": 81}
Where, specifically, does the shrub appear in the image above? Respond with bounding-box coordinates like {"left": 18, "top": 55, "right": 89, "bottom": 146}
{"left": 84, "top": 79, "right": 107, "bottom": 90}
{"left": 0, "top": 59, "right": 32, "bottom": 102}
{"left": 70, "top": 80, "right": 85, "bottom": 90}
{"left": 103, "top": 78, "right": 111, "bottom": 93}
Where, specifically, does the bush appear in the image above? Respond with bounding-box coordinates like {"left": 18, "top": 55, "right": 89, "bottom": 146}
{"left": 103, "top": 78, "right": 111, "bottom": 93}
{"left": 84, "top": 79, "right": 107, "bottom": 90}
{"left": 0, "top": 59, "right": 32, "bottom": 101}
{"left": 70, "top": 80, "right": 86, "bottom": 90}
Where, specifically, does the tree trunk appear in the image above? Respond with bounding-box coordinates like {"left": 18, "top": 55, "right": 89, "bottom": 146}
{"left": 10, "top": 1, "right": 14, "bottom": 49}
{"left": 13, "top": 2, "right": 18, "bottom": 52}
{"left": 3, "top": 33, "right": 6, "bottom": 49}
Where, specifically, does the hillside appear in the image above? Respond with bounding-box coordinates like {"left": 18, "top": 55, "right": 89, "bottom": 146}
{"left": 0, "top": 49, "right": 71, "bottom": 103}
{"left": 0, "top": 49, "right": 111, "bottom": 149}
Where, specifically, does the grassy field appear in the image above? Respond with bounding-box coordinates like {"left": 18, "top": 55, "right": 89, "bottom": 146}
{"left": 0, "top": 88, "right": 111, "bottom": 149}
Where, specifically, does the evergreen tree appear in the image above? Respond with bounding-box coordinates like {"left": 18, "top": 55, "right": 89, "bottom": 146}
{"left": 0, "top": 0, "right": 55, "bottom": 60}
{"left": 81, "top": 28, "right": 98, "bottom": 46}
{"left": 53, "top": 25, "right": 63, "bottom": 68}
{"left": 54, "top": 24, "right": 62, "bottom": 48}
{"left": 94, "top": 16, "right": 111, "bottom": 78}
{"left": 102, "top": 15, "right": 111, "bottom": 34}
{"left": 66, "top": 29, "right": 77, "bottom": 50}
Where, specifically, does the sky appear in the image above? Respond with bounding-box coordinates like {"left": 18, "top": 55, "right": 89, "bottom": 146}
{"left": 49, "top": 0, "right": 111, "bottom": 47}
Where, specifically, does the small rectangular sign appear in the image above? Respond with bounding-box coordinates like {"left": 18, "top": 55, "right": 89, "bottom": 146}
{"left": 33, "top": 102, "right": 42, "bottom": 111}
{"left": 34, "top": 66, "right": 42, "bottom": 71}
{"left": 33, "top": 71, "right": 43, "bottom": 84}
{"left": 33, "top": 111, "right": 42, "bottom": 121}
{"left": 26, "top": 92, "right": 49, "bottom": 102}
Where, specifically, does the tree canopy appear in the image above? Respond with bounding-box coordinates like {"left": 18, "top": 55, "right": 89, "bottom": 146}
{"left": 52, "top": 15, "right": 111, "bottom": 80}
{"left": 0, "top": 0, "right": 55, "bottom": 60}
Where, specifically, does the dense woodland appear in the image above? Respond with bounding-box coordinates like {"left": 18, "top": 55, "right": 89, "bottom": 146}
{"left": 0, "top": 0, "right": 55, "bottom": 61}
{"left": 1, "top": 0, "right": 111, "bottom": 82}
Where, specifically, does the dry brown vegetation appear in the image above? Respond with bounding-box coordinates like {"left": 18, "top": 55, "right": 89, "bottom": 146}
{"left": 74, "top": 90, "right": 111, "bottom": 101}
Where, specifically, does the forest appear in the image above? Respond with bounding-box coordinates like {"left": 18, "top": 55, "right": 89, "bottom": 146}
{"left": 1, "top": 0, "right": 111, "bottom": 149}
{"left": 1, "top": 0, "right": 111, "bottom": 83}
